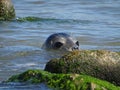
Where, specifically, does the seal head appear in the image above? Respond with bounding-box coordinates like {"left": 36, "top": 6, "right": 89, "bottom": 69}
{"left": 42, "top": 33, "right": 79, "bottom": 51}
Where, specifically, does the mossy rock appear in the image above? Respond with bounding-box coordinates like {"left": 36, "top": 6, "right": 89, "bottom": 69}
{"left": 6, "top": 69, "right": 120, "bottom": 90}
{"left": 0, "top": 0, "right": 15, "bottom": 20}
{"left": 45, "top": 50, "right": 120, "bottom": 86}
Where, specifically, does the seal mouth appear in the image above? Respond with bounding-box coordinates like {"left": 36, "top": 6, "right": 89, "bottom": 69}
{"left": 61, "top": 45, "right": 79, "bottom": 52}
{"left": 72, "top": 46, "right": 79, "bottom": 51}
{"left": 66, "top": 41, "right": 79, "bottom": 51}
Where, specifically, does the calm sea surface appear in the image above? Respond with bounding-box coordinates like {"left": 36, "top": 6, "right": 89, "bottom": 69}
{"left": 0, "top": 0, "right": 120, "bottom": 89}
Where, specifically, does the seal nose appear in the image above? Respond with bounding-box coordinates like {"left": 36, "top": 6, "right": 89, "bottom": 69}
{"left": 72, "top": 46, "right": 79, "bottom": 51}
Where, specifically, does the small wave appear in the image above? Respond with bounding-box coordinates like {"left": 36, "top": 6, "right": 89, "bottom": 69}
{"left": 15, "top": 63, "right": 37, "bottom": 67}
{"left": 0, "top": 82, "right": 51, "bottom": 90}
{"left": 16, "top": 17, "right": 45, "bottom": 22}
{"left": 14, "top": 16, "right": 92, "bottom": 24}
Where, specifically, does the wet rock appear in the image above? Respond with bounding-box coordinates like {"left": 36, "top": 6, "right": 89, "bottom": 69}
{"left": 6, "top": 69, "right": 120, "bottom": 90}
{"left": 45, "top": 50, "right": 120, "bottom": 86}
{"left": 0, "top": 0, "right": 15, "bottom": 20}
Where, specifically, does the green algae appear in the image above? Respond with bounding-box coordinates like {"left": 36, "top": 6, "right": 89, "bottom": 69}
{"left": 0, "top": 0, "right": 15, "bottom": 20}
{"left": 16, "top": 17, "right": 42, "bottom": 22}
{"left": 6, "top": 69, "right": 120, "bottom": 90}
{"left": 16, "top": 17, "right": 58, "bottom": 22}
{"left": 15, "top": 16, "right": 81, "bottom": 23}
{"left": 45, "top": 50, "right": 120, "bottom": 86}
{"left": 7, "top": 70, "right": 52, "bottom": 84}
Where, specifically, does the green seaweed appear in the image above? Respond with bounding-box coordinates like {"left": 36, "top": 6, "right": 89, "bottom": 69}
{"left": 6, "top": 69, "right": 120, "bottom": 90}
{"left": 16, "top": 17, "right": 42, "bottom": 22}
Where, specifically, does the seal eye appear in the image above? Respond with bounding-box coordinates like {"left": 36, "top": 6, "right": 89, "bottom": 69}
{"left": 54, "top": 42, "right": 63, "bottom": 49}
{"left": 76, "top": 41, "right": 79, "bottom": 46}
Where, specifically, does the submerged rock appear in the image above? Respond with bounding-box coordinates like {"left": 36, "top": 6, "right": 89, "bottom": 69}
{"left": 6, "top": 69, "right": 120, "bottom": 90}
{"left": 0, "top": 0, "right": 15, "bottom": 20}
{"left": 45, "top": 50, "right": 120, "bottom": 86}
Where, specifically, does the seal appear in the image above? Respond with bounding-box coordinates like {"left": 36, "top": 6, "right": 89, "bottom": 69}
{"left": 42, "top": 33, "right": 79, "bottom": 51}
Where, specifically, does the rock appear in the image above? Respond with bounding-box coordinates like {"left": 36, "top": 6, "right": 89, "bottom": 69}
{"left": 0, "top": 0, "right": 15, "bottom": 20}
{"left": 6, "top": 69, "right": 120, "bottom": 90}
{"left": 45, "top": 50, "right": 120, "bottom": 86}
